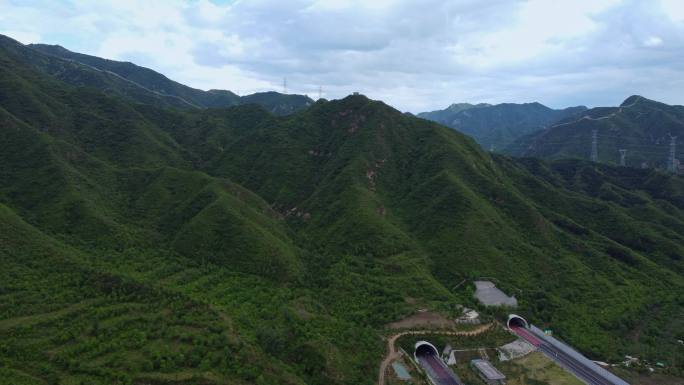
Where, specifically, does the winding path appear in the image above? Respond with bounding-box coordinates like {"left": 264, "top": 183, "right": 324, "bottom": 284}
{"left": 549, "top": 96, "right": 643, "bottom": 129}
{"left": 378, "top": 323, "right": 493, "bottom": 385}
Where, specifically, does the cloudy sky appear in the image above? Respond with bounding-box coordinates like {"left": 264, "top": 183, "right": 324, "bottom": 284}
{"left": 1, "top": 0, "right": 684, "bottom": 112}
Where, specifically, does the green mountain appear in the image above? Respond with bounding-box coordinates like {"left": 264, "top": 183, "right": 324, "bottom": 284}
{"left": 19, "top": 39, "right": 313, "bottom": 114}
{"left": 0, "top": 34, "right": 196, "bottom": 109}
{"left": 418, "top": 102, "right": 586, "bottom": 151}
{"left": 28, "top": 42, "right": 241, "bottom": 108}
{"left": 418, "top": 102, "right": 492, "bottom": 118}
{"left": 240, "top": 91, "right": 316, "bottom": 116}
{"left": 507, "top": 96, "right": 684, "bottom": 171}
{"left": 1, "top": 34, "right": 683, "bottom": 385}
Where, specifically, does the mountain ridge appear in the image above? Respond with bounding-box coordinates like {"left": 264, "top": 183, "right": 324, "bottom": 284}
{"left": 0, "top": 36, "right": 314, "bottom": 114}
{"left": 507, "top": 95, "right": 684, "bottom": 170}
{"left": 29, "top": 42, "right": 235, "bottom": 108}
{"left": 418, "top": 101, "right": 587, "bottom": 150}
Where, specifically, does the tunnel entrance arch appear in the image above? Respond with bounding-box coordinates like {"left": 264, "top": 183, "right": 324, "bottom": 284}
{"left": 414, "top": 341, "right": 439, "bottom": 362}
{"left": 507, "top": 314, "right": 529, "bottom": 329}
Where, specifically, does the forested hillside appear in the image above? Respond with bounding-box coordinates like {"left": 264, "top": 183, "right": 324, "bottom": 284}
{"left": 14, "top": 38, "right": 314, "bottom": 114}
{"left": 1, "top": 33, "right": 683, "bottom": 385}
{"left": 418, "top": 102, "right": 586, "bottom": 150}
{"left": 507, "top": 96, "right": 684, "bottom": 171}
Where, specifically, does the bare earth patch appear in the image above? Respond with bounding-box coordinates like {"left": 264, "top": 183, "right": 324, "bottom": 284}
{"left": 387, "top": 311, "right": 455, "bottom": 329}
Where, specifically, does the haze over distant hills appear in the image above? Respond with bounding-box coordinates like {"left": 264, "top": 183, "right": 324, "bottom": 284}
{"left": 418, "top": 102, "right": 587, "bottom": 150}
{"left": 1, "top": 31, "right": 684, "bottom": 385}
{"left": 507, "top": 95, "right": 684, "bottom": 170}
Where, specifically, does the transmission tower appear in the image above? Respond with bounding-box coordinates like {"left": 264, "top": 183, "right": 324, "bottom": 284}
{"left": 283, "top": 77, "right": 287, "bottom": 94}
{"left": 318, "top": 85, "right": 322, "bottom": 100}
{"left": 619, "top": 149, "right": 627, "bottom": 166}
{"left": 590, "top": 129, "right": 598, "bottom": 162}
{"left": 668, "top": 135, "right": 677, "bottom": 173}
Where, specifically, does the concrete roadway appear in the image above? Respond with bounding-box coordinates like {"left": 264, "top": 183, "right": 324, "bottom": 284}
{"left": 511, "top": 326, "right": 627, "bottom": 385}
{"left": 416, "top": 351, "right": 462, "bottom": 385}
{"left": 538, "top": 343, "right": 617, "bottom": 385}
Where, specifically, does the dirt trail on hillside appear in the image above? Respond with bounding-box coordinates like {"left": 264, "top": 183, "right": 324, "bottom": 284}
{"left": 378, "top": 323, "right": 493, "bottom": 385}
{"left": 550, "top": 96, "right": 643, "bottom": 128}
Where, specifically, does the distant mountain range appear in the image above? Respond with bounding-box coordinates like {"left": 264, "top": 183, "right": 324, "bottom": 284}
{"left": 418, "top": 102, "right": 587, "bottom": 150}
{"left": 0, "top": 35, "right": 313, "bottom": 115}
{"left": 507, "top": 95, "right": 684, "bottom": 170}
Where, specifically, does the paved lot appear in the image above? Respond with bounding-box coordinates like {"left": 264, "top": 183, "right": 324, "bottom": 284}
{"left": 474, "top": 281, "right": 517, "bottom": 307}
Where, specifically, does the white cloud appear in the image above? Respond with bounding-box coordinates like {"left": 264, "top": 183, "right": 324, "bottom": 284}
{"left": 0, "top": 0, "right": 684, "bottom": 111}
{"left": 0, "top": 30, "right": 41, "bottom": 44}
{"left": 304, "top": 0, "right": 398, "bottom": 12}
{"left": 661, "top": 0, "right": 684, "bottom": 22}
{"left": 452, "top": 0, "right": 619, "bottom": 68}
{"left": 644, "top": 36, "right": 663, "bottom": 47}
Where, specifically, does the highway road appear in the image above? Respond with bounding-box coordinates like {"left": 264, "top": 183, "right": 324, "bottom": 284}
{"left": 416, "top": 349, "right": 462, "bottom": 385}
{"left": 378, "top": 324, "right": 492, "bottom": 385}
{"left": 538, "top": 343, "right": 616, "bottom": 385}
{"left": 511, "top": 326, "right": 628, "bottom": 385}
{"left": 510, "top": 325, "right": 542, "bottom": 347}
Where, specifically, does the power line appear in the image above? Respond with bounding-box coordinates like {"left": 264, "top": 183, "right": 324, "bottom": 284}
{"left": 668, "top": 135, "right": 677, "bottom": 173}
